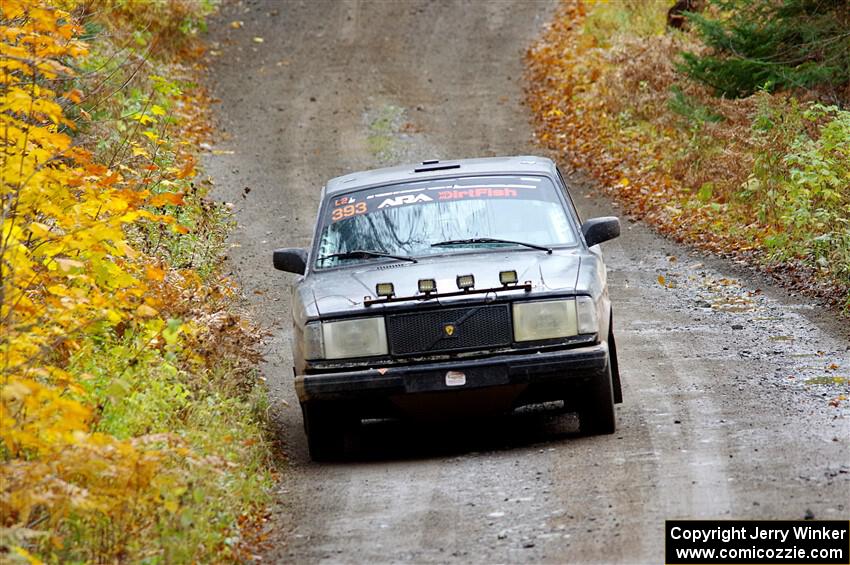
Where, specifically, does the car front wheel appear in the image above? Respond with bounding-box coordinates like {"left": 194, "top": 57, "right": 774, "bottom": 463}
{"left": 301, "top": 402, "right": 350, "bottom": 461}
{"left": 578, "top": 361, "right": 616, "bottom": 435}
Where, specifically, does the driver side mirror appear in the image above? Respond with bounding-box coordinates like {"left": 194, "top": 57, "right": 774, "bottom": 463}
{"left": 273, "top": 248, "right": 308, "bottom": 275}
{"left": 581, "top": 217, "right": 620, "bottom": 247}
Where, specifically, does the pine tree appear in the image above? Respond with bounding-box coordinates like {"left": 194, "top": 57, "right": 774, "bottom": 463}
{"left": 679, "top": 0, "right": 850, "bottom": 99}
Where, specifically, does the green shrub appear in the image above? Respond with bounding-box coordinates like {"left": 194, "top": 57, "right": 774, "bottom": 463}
{"left": 65, "top": 336, "right": 273, "bottom": 563}
{"left": 680, "top": 0, "right": 850, "bottom": 98}
{"left": 747, "top": 96, "right": 850, "bottom": 298}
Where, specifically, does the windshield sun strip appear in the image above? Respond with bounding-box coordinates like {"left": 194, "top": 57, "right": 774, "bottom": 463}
{"left": 311, "top": 174, "right": 580, "bottom": 270}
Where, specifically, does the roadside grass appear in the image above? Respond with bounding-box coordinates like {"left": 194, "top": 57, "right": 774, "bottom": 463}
{"left": 1, "top": 1, "right": 273, "bottom": 562}
{"left": 366, "top": 104, "right": 406, "bottom": 163}
{"left": 526, "top": 0, "right": 850, "bottom": 309}
{"left": 68, "top": 341, "right": 271, "bottom": 562}
{"left": 583, "top": 0, "right": 668, "bottom": 46}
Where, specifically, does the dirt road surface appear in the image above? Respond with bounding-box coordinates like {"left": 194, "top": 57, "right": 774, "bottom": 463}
{"left": 203, "top": 1, "right": 850, "bottom": 562}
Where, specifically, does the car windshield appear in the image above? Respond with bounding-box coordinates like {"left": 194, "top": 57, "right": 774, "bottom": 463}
{"left": 315, "top": 175, "right": 576, "bottom": 267}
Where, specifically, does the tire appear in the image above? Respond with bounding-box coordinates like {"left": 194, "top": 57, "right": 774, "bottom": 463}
{"left": 578, "top": 361, "right": 616, "bottom": 435}
{"left": 301, "top": 402, "right": 349, "bottom": 462}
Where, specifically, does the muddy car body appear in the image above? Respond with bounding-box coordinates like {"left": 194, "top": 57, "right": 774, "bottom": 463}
{"left": 274, "top": 156, "right": 622, "bottom": 460}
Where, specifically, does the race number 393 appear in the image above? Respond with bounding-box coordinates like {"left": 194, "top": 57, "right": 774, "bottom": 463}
{"left": 665, "top": 520, "right": 849, "bottom": 565}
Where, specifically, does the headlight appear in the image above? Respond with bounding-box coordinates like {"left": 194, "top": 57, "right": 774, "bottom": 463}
{"left": 512, "top": 297, "right": 598, "bottom": 342}
{"left": 321, "top": 317, "right": 388, "bottom": 359}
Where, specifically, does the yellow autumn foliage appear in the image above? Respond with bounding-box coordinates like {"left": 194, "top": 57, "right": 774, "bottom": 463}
{"left": 0, "top": 0, "right": 183, "bottom": 542}
{"left": 1, "top": 1, "right": 270, "bottom": 562}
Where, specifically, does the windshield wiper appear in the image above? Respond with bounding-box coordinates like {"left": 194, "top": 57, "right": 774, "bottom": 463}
{"left": 431, "top": 237, "right": 552, "bottom": 254}
{"left": 316, "top": 249, "right": 418, "bottom": 264}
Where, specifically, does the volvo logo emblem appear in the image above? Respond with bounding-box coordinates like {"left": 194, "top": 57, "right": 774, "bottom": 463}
{"left": 443, "top": 323, "right": 456, "bottom": 337}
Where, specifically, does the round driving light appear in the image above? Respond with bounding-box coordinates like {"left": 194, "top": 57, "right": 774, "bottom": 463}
{"left": 376, "top": 282, "right": 395, "bottom": 297}
{"left": 456, "top": 274, "right": 475, "bottom": 290}
{"left": 499, "top": 270, "right": 518, "bottom": 286}
{"left": 418, "top": 278, "right": 437, "bottom": 294}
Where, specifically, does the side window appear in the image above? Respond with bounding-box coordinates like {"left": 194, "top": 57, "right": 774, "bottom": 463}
{"left": 556, "top": 167, "right": 582, "bottom": 224}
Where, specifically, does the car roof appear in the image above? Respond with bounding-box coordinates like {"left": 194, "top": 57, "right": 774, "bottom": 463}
{"left": 324, "top": 155, "right": 558, "bottom": 195}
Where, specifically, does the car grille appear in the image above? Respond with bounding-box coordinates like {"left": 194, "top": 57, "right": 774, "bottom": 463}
{"left": 386, "top": 304, "right": 512, "bottom": 356}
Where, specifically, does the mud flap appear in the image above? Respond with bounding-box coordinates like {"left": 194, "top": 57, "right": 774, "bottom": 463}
{"left": 609, "top": 316, "right": 623, "bottom": 404}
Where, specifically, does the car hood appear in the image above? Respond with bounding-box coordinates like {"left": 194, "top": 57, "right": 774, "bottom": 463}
{"left": 300, "top": 249, "right": 584, "bottom": 317}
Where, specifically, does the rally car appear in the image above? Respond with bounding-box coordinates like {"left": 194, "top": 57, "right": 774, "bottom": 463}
{"left": 273, "top": 156, "right": 622, "bottom": 460}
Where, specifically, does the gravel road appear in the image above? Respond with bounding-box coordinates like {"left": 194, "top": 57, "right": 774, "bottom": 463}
{"left": 203, "top": 1, "right": 850, "bottom": 562}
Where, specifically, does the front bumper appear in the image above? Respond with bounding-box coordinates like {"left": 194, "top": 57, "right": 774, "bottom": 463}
{"left": 295, "top": 342, "right": 609, "bottom": 406}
